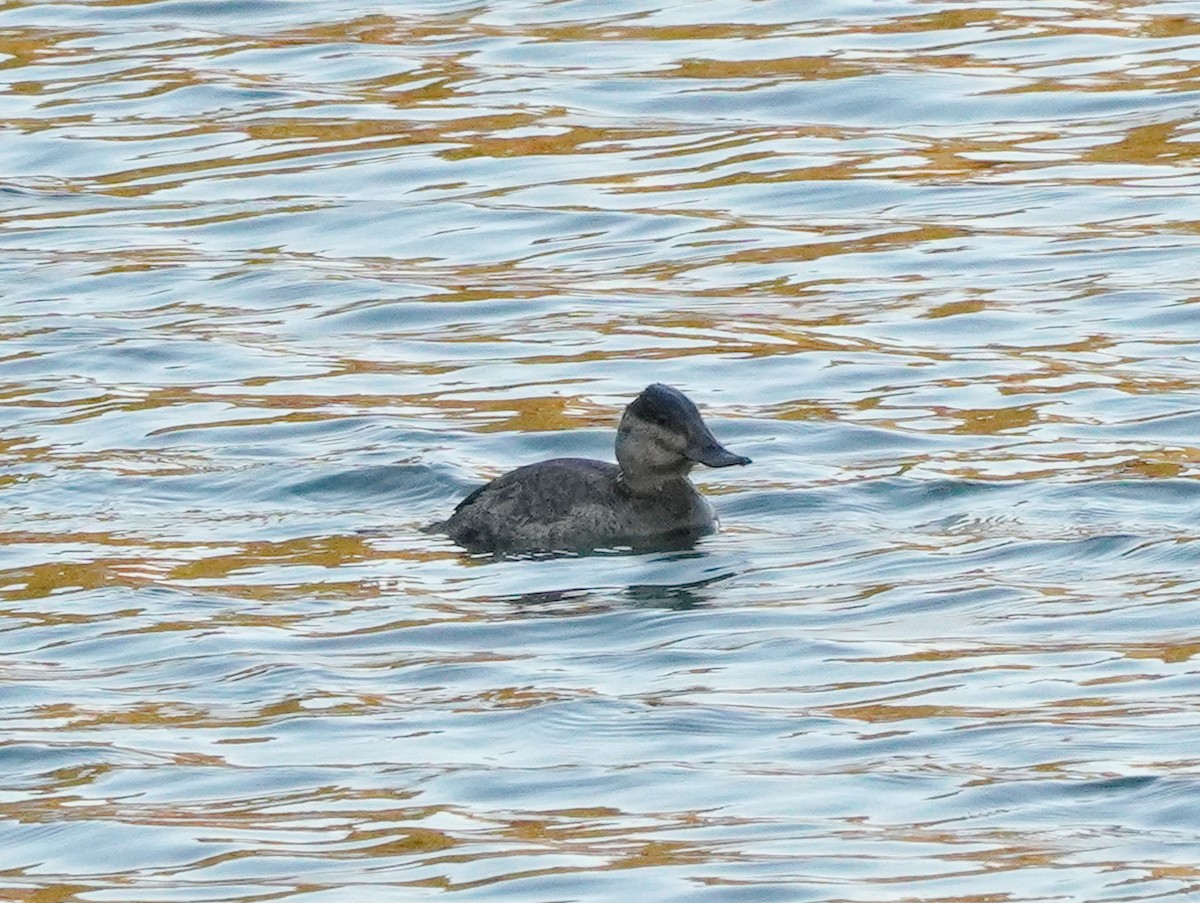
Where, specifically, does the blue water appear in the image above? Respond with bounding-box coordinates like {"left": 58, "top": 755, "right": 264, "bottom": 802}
{"left": 4, "top": 0, "right": 1200, "bottom": 900}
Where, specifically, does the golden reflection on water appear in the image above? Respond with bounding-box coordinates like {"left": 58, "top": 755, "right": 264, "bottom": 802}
{"left": 5, "top": 0, "right": 1200, "bottom": 901}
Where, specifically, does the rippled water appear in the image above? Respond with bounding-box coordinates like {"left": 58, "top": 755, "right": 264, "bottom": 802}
{"left": 5, "top": 0, "right": 1200, "bottom": 899}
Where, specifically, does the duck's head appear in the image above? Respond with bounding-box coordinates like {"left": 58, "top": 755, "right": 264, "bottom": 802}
{"left": 615, "top": 383, "right": 750, "bottom": 492}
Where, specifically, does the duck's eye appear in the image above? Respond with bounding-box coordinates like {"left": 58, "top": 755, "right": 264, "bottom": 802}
{"left": 645, "top": 408, "right": 675, "bottom": 429}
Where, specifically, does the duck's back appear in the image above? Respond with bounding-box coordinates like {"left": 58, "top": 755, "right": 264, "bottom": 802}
{"left": 438, "top": 457, "right": 713, "bottom": 553}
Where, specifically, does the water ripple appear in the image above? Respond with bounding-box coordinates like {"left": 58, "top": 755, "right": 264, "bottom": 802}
{"left": 5, "top": 0, "right": 1200, "bottom": 900}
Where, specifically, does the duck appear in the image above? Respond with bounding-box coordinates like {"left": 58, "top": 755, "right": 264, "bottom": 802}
{"left": 431, "top": 383, "right": 750, "bottom": 554}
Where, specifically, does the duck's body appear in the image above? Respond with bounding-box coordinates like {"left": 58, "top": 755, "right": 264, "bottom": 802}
{"left": 433, "top": 384, "right": 750, "bottom": 555}
{"left": 441, "top": 457, "right": 718, "bottom": 554}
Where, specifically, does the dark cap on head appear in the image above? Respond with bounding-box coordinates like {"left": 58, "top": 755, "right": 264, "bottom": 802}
{"left": 629, "top": 383, "right": 751, "bottom": 468}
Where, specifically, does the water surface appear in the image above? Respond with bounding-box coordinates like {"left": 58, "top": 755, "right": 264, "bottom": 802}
{"left": 5, "top": 0, "right": 1200, "bottom": 900}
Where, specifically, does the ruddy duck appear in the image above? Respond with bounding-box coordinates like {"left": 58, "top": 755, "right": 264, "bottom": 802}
{"left": 431, "top": 384, "right": 751, "bottom": 554}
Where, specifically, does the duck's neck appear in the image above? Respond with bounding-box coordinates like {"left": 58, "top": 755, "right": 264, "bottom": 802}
{"left": 618, "top": 465, "right": 694, "bottom": 497}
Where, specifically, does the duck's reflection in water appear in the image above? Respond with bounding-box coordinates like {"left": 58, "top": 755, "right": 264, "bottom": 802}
{"left": 497, "top": 566, "right": 736, "bottom": 612}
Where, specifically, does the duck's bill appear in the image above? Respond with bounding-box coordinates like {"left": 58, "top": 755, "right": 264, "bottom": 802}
{"left": 687, "top": 440, "right": 751, "bottom": 468}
